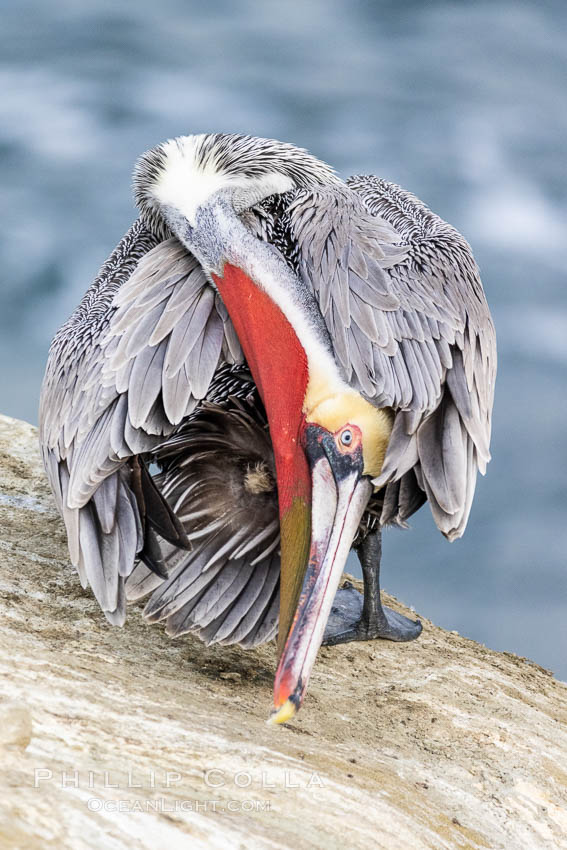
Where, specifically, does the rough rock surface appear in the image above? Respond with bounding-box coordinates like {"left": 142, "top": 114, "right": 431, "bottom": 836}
{"left": 0, "top": 413, "right": 566, "bottom": 850}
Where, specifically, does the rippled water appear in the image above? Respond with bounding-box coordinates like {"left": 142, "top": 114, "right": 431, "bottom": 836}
{"left": 1, "top": 1, "right": 566, "bottom": 677}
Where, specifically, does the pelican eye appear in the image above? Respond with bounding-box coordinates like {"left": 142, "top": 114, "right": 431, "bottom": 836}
{"left": 340, "top": 429, "right": 353, "bottom": 447}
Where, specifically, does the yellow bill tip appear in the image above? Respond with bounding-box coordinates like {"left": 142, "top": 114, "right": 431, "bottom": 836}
{"left": 267, "top": 699, "right": 297, "bottom": 726}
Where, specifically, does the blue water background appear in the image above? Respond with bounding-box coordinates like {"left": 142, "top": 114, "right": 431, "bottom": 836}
{"left": 1, "top": 1, "right": 566, "bottom": 677}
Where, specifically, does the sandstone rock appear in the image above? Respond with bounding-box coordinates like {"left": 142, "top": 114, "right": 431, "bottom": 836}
{"left": 0, "top": 703, "right": 33, "bottom": 750}
{"left": 0, "top": 413, "right": 566, "bottom": 849}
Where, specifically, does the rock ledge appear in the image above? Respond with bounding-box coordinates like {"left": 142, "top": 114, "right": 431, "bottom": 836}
{"left": 0, "top": 414, "right": 566, "bottom": 850}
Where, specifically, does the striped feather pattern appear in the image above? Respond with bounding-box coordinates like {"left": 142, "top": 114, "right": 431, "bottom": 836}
{"left": 135, "top": 396, "right": 281, "bottom": 647}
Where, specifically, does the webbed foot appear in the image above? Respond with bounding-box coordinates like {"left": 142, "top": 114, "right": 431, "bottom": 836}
{"left": 323, "top": 581, "right": 422, "bottom": 646}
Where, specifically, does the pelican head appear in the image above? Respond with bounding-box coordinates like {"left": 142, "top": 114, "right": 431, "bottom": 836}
{"left": 268, "top": 390, "right": 392, "bottom": 724}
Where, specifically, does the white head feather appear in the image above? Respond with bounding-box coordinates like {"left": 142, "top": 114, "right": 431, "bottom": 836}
{"left": 133, "top": 132, "right": 340, "bottom": 233}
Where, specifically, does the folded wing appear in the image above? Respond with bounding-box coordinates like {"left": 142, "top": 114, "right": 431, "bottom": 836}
{"left": 39, "top": 221, "right": 242, "bottom": 623}
{"left": 288, "top": 178, "right": 496, "bottom": 540}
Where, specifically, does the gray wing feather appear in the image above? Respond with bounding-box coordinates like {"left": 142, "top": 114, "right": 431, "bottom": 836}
{"left": 215, "top": 553, "right": 279, "bottom": 645}
{"left": 245, "top": 586, "right": 279, "bottom": 646}
{"left": 289, "top": 178, "right": 496, "bottom": 540}
{"left": 191, "top": 559, "right": 257, "bottom": 627}
{"left": 39, "top": 222, "right": 241, "bottom": 623}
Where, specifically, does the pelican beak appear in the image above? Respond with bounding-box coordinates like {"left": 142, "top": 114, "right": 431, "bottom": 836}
{"left": 269, "top": 423, "right": 372, "bottom": 724}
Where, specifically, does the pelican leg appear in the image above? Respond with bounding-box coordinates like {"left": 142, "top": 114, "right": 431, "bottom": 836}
{"left": 322, "top": 528, "right": 422, "bottom": 646}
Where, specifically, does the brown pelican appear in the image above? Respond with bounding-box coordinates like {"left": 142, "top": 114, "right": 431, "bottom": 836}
{"left": 39, "top": 133, "right": 496, "bottom": 724}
